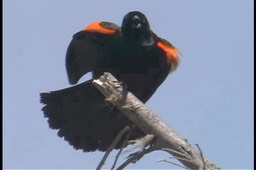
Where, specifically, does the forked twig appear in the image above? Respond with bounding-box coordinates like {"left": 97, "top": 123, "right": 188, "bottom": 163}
{"left": 116, "top": 144, "right": 158, "bottom": 170}
{"left": 111, "top": 125, "right": 135, "bottom": 170}
{"left": 96, "top": 125, "right": 130, "bottom": 170}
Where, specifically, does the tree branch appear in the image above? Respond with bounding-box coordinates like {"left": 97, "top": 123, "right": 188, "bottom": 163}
{"left": 92, "top": 72, "right": 220, "bottom": 170}
{"left": 96, "top": 125, "right": 130, "bottom": 170}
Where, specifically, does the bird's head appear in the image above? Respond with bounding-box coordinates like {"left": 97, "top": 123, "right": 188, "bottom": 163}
{"left": 121, "top": 11, "right": 152, "bottom": 45}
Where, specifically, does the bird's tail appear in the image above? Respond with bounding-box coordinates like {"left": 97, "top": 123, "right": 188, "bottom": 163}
{"left": 40, "top": 80, "right": 145, "bottom": 152}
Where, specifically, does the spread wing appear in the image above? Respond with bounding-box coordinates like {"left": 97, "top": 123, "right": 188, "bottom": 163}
{"left": 40, "top": 81, "right": 145, "bottom": 152}
{"left": 41, "top": 22, "right": 145, "bottom": 152}
{"left": 66, "top": 22, "right": 120, "bottom": 84}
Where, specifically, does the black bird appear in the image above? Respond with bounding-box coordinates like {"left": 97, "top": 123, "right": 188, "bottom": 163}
{"left": 40, "top": 11, "right": 180, "bottom": 152}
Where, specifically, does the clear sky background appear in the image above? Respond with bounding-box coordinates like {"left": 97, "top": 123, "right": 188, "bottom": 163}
{"left": 4, "top": 0, "right": 253, "bottom": 169}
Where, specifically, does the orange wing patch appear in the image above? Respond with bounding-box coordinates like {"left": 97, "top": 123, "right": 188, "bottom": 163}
{"left": 84, "top": 22, "right": 116, "bottom": 35}
{"left": 157, "top": 41, "right": 180, "bottom": 72}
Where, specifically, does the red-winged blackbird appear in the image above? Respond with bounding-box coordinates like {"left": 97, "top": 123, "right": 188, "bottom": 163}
{"left": 40, "top": 11, "right": 180, "bottom": 152}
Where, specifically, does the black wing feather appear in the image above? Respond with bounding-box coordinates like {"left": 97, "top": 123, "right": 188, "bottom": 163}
{"left": 40, "top": 80, "right": 145, "bottom": 151}
{"left": 66, "top": 22, "right": 120, "bottom": 84}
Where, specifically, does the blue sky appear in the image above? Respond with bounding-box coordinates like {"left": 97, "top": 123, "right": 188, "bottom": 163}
{"left": 4, "top": 0, "right": 253, "bottom": 169}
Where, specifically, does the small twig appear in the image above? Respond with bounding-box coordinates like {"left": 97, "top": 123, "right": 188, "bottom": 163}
{"left": 162, "top": 148, "right": 189, "bottom": 157}
{"left": 196, "top": 144, "right": 206, "bottom": 170}
{"left": 96, "top": 126, "right": 130, "bottom": 170}
{"left": 111, "top": 125, "right": 135, "bottom": 170}
{"left": 116, "top": 144, "right": 157, "bottom": 170}
{"left": 161, "top": 148, "right": 197, "bottom": 164}
{"left": 128, "top": 134, "right": 155, "bottom": 149}
{"left": 168, "top": 156, "right": 197, "bottom": 165}
{"left": 157, "top": 159, "right": 189, "bottom": 169}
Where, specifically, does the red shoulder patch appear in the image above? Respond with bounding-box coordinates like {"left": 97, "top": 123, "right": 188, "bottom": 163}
{"left": 157, "top": 41, "right": 180, "bottom": 72}
{"left": 84, "top": 22, "right": 116, "bottom": 35}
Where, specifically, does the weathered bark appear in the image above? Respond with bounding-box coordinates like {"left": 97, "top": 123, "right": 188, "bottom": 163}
{"left": 92, "top": 72, "right": 220, "bottom": 170}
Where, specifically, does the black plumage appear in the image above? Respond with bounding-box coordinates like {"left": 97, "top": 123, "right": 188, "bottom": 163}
{"left": 40, "top": 11, "right": 179, "bottom": 152}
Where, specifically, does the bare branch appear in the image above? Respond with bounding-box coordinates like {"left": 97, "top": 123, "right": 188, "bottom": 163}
{"left": 93, "top": 72, "right": 220, "bottom": 170}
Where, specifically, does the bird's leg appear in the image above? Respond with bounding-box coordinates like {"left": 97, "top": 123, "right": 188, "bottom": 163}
{"left": 105, "top": 79, "right": 129, "bottom": 105}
